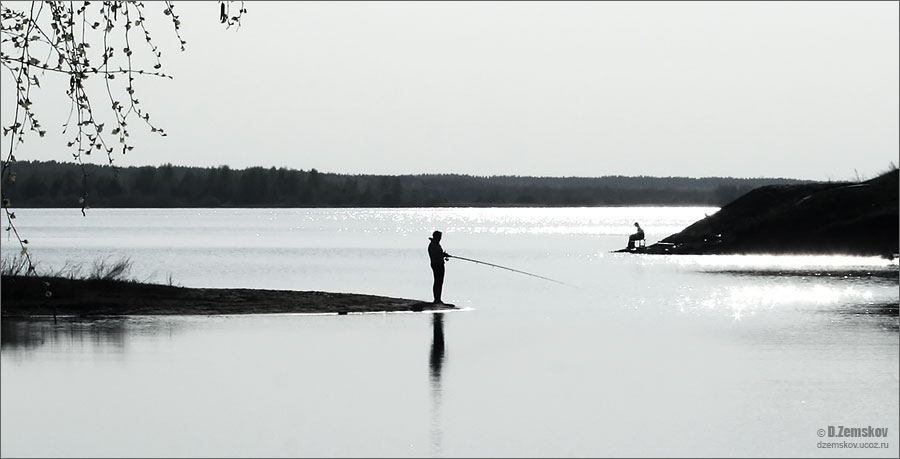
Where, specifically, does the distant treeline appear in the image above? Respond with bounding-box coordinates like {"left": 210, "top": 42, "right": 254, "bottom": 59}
{"left": 1, "top": 160, "right": 811, "bottom": 208}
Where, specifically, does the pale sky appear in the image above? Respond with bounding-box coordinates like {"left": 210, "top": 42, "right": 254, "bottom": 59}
{"left": 2, "top": 1, "right": 898, "bottom": 180}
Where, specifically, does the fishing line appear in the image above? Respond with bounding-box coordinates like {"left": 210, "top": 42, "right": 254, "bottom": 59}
{"left": 448, "top": 255, "right": 575, "bottom": 287}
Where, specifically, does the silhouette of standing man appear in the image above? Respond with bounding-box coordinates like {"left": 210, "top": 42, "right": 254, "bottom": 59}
{"left": 428, "top": 231, "right": 450, "bottom": 304}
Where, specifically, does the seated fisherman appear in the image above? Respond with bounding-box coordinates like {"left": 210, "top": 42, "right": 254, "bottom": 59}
{"left": 627, "top": 222, "right": 645, "bottom": 249}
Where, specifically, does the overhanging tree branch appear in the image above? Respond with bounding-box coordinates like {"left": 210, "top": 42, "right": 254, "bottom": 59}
{"left": 1, "top": 1, "right": 247, "bottom": 274}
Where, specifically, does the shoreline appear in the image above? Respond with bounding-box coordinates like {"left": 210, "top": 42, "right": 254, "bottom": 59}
{"left": 3, "top": 309, "right": 466, "bottom": 320}
{"left": 1, "top": 275, "right": 457, "bottom": 318}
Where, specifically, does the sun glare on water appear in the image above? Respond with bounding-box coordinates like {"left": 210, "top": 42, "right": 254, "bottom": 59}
{"left": 666, "top": 254, "right": 897, "bottom": 321}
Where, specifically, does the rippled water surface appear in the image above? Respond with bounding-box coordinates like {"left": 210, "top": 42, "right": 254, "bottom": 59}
{"left": 2, "top": 208, "right": 898, "bottom": 457}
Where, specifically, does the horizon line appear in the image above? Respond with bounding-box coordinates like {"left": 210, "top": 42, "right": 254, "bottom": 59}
{"left": 17, "top": 159, "right": 830, "bottom": 182}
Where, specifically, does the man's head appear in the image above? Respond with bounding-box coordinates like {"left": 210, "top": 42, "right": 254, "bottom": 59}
{"left": 430, "top": 230, "right": 442, "bottom": 241}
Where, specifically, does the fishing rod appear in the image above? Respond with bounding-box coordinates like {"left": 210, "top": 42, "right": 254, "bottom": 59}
{"left": 448, "top": 255, "right": 573, "bottom": 287}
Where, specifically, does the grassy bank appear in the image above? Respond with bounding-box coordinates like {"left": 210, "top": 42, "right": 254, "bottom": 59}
{"left": 1, "top": 257, "right": 453, "bottom": 317}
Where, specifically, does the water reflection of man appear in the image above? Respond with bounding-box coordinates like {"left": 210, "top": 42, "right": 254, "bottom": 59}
{"left": 428, "top": 313, "right": 446, "bottom": 456}
{"left": 428, "top": 231, "right": 450, "bottom": 304}
{"left": 429, "top": 313, "right": 445, "bottom": 381}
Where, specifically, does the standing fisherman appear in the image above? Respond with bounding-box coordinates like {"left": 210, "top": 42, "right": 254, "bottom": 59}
{"left": 428, "top": 231, "right": 450, "bottom": 304}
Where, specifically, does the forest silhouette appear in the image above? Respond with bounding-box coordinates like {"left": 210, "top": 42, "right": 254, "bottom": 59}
{"left": 3, "top": 160, "right": 810, "bottom": 208}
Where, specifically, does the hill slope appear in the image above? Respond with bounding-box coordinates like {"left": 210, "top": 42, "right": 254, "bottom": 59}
{"left": 632, "top": 169, "right": 899, "bottom": 256}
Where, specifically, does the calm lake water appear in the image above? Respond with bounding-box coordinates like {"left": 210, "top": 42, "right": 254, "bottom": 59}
{"left": 2, "top": 207, "right": 898, "bottom": 458}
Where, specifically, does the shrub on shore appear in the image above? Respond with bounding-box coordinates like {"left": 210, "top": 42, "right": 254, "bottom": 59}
{"left": 2, "top": 255, "right": 134, "bottom": 282}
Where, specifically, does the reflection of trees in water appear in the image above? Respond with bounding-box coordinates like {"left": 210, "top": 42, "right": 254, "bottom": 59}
{"left": 429, "top": 313, "right": 446, "bottom": 457}
{"left": 706, "top": 268, "right": 900, "bottom": 282}
{"left": 0, "top": 318, "right": 182, "bottom": 351}
{"left": 836, "top": 302, "right": 900, "bottom": 333}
